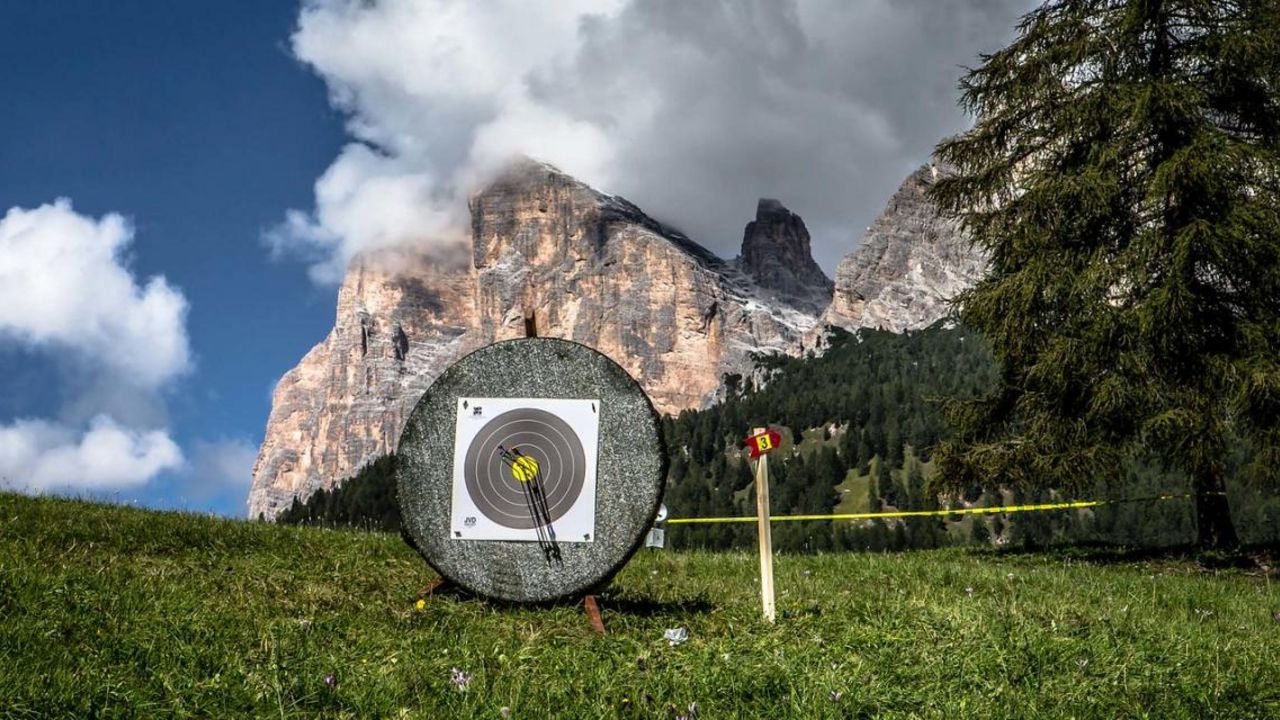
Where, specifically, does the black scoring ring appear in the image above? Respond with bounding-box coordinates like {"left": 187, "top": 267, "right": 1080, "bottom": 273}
{"left": 462, "top": 407, "right": 587, "bottom": 529}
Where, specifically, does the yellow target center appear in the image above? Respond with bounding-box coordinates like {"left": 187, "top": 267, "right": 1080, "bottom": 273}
{"left": 511, "top": 455, "right": 540, "bottom": 483}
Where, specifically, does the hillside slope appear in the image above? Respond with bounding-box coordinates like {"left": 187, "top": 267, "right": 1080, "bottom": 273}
{"left": 279, "top": 323, "right": 1280, "bottom": 550}
{"left": 3, "top": 493, "right": 1279, "bottom": 719}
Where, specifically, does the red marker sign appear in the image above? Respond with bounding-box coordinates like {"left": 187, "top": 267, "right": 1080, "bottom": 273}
{"left": 745, "top": 428, "right": 782, "bottom": 459}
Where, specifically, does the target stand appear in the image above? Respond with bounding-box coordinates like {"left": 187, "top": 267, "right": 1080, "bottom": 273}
{"left": 396, "top": 337, "right": 667, "bottom": 621}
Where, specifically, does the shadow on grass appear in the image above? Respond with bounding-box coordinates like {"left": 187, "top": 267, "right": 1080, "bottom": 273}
{"left": 411, "top": 578, "right": 716, "bottom": 615}
{"left": 965, "top": 541, "right": 1279, "bottom": 572}
{"left": 593, "top": 594, "right": 715, "bottom": 617}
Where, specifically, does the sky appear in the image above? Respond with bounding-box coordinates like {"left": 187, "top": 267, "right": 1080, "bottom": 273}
{"left": 0, "top": 0, "right": 1031, "bottom": 517}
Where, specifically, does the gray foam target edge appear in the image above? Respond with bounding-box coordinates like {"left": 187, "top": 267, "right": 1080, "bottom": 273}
{"left": 395, "top": 338, "right": 668, "bottom": 603}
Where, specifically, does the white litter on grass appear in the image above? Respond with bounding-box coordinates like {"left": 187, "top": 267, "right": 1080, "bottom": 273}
{"left": 663, "top": 627, "right": 689, "bottom": 646}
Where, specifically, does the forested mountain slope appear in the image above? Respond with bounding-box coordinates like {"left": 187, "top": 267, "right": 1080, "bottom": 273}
{"left": 281, "top": 325, "right": 1280, "bottom": 550}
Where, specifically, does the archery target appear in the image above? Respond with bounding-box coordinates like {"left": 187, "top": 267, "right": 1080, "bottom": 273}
{"left": 396, "top": 337, "right": 667, "bottom": 603}
{"left": 450, "top": 397, "right": 599, "bottom": 542}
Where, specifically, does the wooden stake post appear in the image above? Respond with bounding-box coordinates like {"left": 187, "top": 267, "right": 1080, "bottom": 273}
{"left": 748, "top": 427, "right": 779, "bottom": 623}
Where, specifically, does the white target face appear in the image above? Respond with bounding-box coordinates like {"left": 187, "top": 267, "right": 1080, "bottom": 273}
{"left": 450, "top": 397, "right": 600, "bottom": 542}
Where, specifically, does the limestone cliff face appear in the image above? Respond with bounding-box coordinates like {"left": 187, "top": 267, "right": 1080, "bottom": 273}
{"left": 823, "top": 163, "right": 988, "bottom": 333}
{"left": 249, "top": 247, "right": 479, "bottom": 520}
{"left": 248, "top": 159, "right": 819, "bottom": 520}
{"left": 737, "top": 198, "right": 833, "bottom": 314}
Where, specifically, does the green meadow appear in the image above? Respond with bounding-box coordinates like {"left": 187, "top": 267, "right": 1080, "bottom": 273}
{"left": 2, "top": 492, "right": 1278, "bottom": 719}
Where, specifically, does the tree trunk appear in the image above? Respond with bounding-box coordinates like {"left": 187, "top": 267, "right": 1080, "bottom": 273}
{"left": 1193, "top": 468, "right": 1239, "bottom": 550}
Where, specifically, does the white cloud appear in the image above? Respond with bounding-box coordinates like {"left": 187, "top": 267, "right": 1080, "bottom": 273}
{"left": 266, "top": 144, "right": 462, "bottom": 283}
{"left": 0, "top": 200, "right": 193, "bottom": 493}
{"left": 0, "top": 416, "right": 182, "bottom": 492}
{"left": 0, "top": 199, "right": 190, "bottom": 388}
{"left": 274, "top": 0, "right": 1032, "bottom": 279}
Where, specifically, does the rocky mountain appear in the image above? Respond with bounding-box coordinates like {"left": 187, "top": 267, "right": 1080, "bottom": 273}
{"left": 249, "top": 159, "right": 821, "bottom": 520}
{"left": 737, "top": 198, "right": 833, "bottom": 314}
{"left": 249, "top": 158, "right": 989, "bottom": 520}
{"left": 823, "top": 163, "right": 988, "bottom": 332}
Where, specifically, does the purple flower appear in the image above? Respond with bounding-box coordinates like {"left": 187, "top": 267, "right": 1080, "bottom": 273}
{"left": 450, "top": 667, "right": 473, "bottom": 691}
{"left": 323, "top": 673, "right": 337, "bottom": 690}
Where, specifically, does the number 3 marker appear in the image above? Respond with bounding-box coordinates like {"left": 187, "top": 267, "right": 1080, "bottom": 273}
{"left": 745, "top": 428, "right": 782, "bottom": 459}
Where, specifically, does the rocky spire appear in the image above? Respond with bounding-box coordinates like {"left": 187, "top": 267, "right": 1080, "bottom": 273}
{"left": 738, "top": 198, "right": 833, "bottom": 313}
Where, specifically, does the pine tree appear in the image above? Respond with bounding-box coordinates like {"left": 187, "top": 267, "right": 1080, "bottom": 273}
{"left": 867, "top": 458, "right": 883, "bottom": 512}
{"left": 932, "top": 0, "right": 1280, "bottom": 549}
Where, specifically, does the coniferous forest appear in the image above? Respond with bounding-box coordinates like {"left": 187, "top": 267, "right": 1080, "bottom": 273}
{"left": 279, "top": 325, "right": 1280, "bottom": 551}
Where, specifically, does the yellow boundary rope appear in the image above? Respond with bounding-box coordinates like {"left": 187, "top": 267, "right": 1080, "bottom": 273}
{"left": 665, "top": 492, "right": 1217, "bottom": 525}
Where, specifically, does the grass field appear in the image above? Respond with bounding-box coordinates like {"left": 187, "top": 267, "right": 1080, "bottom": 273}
{"left": 2, "top": 493, "right": 1279, "bottom": 719}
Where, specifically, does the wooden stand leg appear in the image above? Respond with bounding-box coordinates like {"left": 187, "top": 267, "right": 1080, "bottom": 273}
{"left": 583, "top": 594, "right": 606, "bottom": 635}
{"left": 418, "top": 577, "right": 451, "bottom": 598}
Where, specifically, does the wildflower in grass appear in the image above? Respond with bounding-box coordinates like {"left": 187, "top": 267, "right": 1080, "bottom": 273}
{"left": 1077, "top": 659, "right": 1088, "bottom": 669}
{"left": 499, "top": 707, "right": 511, "bottom": 719}
{"left": 450, "top": 667, "right": 472, "bottom": 691}
{"left": 1273, "top": 611, "right": 1280, "bottom": 623}
{"left": 1006, "top": 572, "right": 1015, "bottom": 581}
{"left": 415, "top": 599, "right": 426, "bottom": 610}
{"left": 298, "top": 618, "right": 311, "bottom": 629}
{"left": 803, "top": 570, "right": 812, "bottom": 577}
{"left": 323, "top": 673, "right": 337, "bottom": 690}
{"left": 829, "top": 690, "right": 843, "bottom": 703}
{"left": 964, "top": 586, "right": 974, "bottom": 597}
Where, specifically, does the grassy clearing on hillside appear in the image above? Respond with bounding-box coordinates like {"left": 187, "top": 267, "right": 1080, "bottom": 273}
{"left": 2, "top": 493, "right": 1279, "bottom": 719}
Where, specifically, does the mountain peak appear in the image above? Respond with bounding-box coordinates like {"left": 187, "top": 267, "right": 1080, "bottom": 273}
{"left": 822, "top": 162, "right": 987, "bottom": 333}
{"left": 756, "top": 197, "right": 790, "bottom": 215}
{"left": 250, "top": 161, "right": 820, "bottom": 520}
{"left": 739, "top": 197, "right": 833, "bottom": 313}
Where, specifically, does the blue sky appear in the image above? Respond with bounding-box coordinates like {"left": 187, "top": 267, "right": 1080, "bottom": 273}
{"left": 0, "top": 2, "right": 345, "bottom": 514}
{"left": 0, "top": 0, "right": 1029, "bottom": 517}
